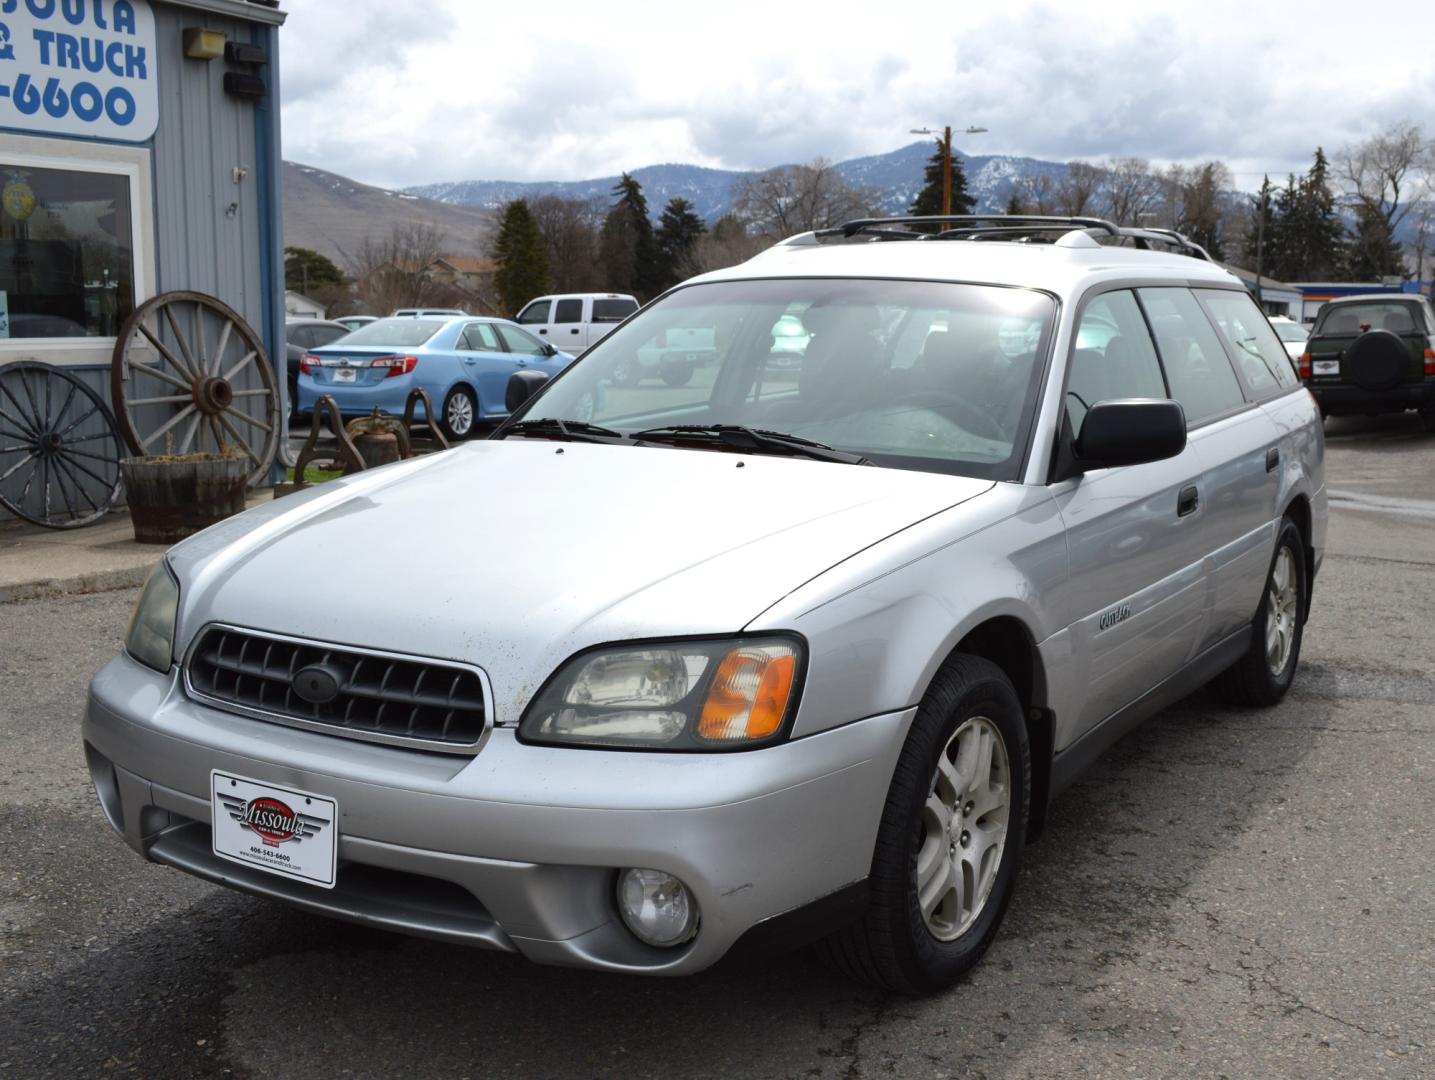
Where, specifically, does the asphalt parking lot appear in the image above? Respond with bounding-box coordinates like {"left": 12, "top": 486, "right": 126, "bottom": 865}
{"left": 3, "top": 414, "right": 1433, "bottom": 1079}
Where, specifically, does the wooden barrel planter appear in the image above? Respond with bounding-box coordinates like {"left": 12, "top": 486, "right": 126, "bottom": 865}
{"left": 120, "top": 454, "right": 250, "bottom": 545}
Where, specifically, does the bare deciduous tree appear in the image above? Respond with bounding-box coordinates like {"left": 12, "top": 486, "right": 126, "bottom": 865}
{"left": 731, "top": 158, "right": 878, "bottom": 239}
{"left": 528, "top": 194, "right": 606, "bottom": 293}
{"left": 678, "top": 214, "right": 767, "bottom": 277}
{"left": 1055, "top": 162, "right": 1104, "bottom": 216}
{"left": 1102, "top": 157, "right": 1161, "bottom": 226}
{"left": 1337, "top": 121, "right": 1432, "bottom": 235}
{"left": 1019, "top": 173, "right": 1056, "bottom": 215}
{"left": 349, "top": 222, "right": 466, "bottom": 315}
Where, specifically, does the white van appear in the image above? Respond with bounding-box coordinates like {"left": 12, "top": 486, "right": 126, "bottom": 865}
{"left": 515, "top": 293, "right": 639, "bottom": 353}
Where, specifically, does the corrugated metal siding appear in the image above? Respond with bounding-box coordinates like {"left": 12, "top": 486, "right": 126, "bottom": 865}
{"left": 150, "top": 3, "right": 264, "bottom": 331}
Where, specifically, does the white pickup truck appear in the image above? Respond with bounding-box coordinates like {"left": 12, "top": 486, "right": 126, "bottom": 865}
{"left": 515, "top": 293, "right": 639, "bottom": 354}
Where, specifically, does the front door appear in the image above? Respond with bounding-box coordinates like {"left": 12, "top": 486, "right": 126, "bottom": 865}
{"left": 548, "top": 297, "right": 587, "bottom": 353}
{"left": 1052, "top": 289, "right": 1211, "bottom": 735}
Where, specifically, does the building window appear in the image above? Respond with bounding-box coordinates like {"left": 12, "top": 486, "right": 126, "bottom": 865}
{"left": 1, "top": 162, "right": 136, "bottom": 340}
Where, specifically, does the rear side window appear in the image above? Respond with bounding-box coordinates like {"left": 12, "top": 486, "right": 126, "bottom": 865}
{"left": 461, "top": 323, "right": 501, "bottom": 351}
{"left": 1138, "top": 288, "right": 1246, "bottom": 426}
{"left": 1196, "top": 290, "right": 1299, "bottom": 395}
{"left": 517, "top": 300, "right": 550, "bottom": 325}
{"left": 553, "top": 298, "right": 583, "bottom": 322}
{"left": 311, "top": 325, "right": 349, "bottom": 348}
{"left": 1066, "top": 291, "right": 1167, "bottom": 438}
{"left": 593, "top": 299, "right": 638, "bottom": 322}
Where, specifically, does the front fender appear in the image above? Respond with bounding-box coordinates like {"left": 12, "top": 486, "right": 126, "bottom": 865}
{"left": 747, "top": 485, "right": 1068, "bottom": 739}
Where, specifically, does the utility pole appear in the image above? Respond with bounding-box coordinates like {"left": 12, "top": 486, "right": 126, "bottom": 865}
{"left": 1254, "top": 186, "right": 1268, "bottom": 308}
{"left": 942, "top": 125, "right": 953, "bottom": 217}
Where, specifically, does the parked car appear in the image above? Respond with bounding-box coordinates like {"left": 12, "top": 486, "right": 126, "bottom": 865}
{"left": 1267, "top": 315, "right": 1310, "bottom": 362}
{"left": 284, "top": 318, "right": 353, "bottom": 413}
{"left": 1298, "top": 294, "right": 1435, "bottom": 429}
{"left": 332, "top": 315, "right": 378, "bottom": 332}
{"left": 295, "top": 315, "right": 574, "bottom": 438}
{"left": 515, "top": 293, "right": 639, "bottom": 354}
{"left": 84, "top": 216, "right": 1325, "bottom": 995}
{"left": 393, "top": 307, "right": 467, "bottom": 318}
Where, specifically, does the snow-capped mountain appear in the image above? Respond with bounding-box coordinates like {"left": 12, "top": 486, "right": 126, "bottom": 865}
{"left": 404, "top": 142, "right": 1077, "bottom": 221}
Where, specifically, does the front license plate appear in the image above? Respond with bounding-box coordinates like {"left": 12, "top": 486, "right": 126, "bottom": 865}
{"left": 332, "top": 367, "right": 357, "bottom": 383}
{"left": 211, "top": 771, "right": 338, "bottom": 888}
{"left": 1313, "top": 360, "right": 1339, "bottom": 376}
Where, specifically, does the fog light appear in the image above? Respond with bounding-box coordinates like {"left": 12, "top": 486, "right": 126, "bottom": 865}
{"left": 617, "top": 868, "right": 699, "bottom": 947}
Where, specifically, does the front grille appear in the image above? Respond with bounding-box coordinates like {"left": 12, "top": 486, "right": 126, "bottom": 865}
{"left": 186, "top": 626, "right": 488, "bottom": 752}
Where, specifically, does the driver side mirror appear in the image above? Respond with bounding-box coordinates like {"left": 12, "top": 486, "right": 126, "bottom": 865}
{"left": 1074, "top": 399, "right": 1187, "bottom": 470}
{"left": 544, "top": 343, "right": 559, "bottom": 356}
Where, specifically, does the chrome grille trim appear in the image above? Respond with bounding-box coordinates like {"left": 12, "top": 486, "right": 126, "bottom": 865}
{"left": 183, "top": 624, "right": 493, "bottom": 755}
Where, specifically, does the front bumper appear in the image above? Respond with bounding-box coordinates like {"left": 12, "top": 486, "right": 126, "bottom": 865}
{"left": 83, "top": 653, "right": 909, "bottom": 974}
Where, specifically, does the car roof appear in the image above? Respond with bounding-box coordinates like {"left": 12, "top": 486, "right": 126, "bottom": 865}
{"left": 285, "top": 317, "right": 349, "bottom": 329}
{"left": 1321, "top": 293, "right": 1424, "bottom": 305}
{"left": 687, "top": 217, "right": 1242, "bottom": 299}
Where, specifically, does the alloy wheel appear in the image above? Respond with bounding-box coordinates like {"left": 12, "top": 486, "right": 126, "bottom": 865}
{"left": 1266, "top": 546, "right": 1299, "bottom": 676}
{"left": 916, "top": 715, "right": 1011, "bottom": 942}
{"left": 447, "top": 393, "right": 474, "bottom": 436}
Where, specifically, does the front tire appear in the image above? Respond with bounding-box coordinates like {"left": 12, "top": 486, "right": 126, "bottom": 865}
{"left": 819, "top": 655, "right": 1030, "bottom": 994}
{"left": 440, "top": 386, "right": 477, "bottom": 440}
{"left": 1213, "top": 517, "right": 1307, "bottom": 706}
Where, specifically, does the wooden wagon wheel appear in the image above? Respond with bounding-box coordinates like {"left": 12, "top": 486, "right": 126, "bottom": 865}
{"left": 110, "top": 290, "right": 280, "bottom": 486}
{"left": 0, "top": 361, "right": 125, "bottom": 529}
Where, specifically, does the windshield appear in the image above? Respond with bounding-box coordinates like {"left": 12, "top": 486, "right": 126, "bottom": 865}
{"left": 511, "top": 278, "right": 1055, "bottom": 479}
{"left": 1272, "top": 321, "right": 1309, "bottom": 343}
{"left": 333, "top": 318, "right": 446, "bottom": 348}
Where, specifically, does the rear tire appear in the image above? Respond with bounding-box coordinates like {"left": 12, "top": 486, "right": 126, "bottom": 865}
{"left": 1213, "top": 518, "right": 1307, "bottom": 706}
{"left": 612, "top": 357, "right": 641, "bottom": 387}
{"left": 817, "top": 655, "right": 1030, "bottom": 994}
{"left": 440, "top": 386, "right": 477, "bottom": 440}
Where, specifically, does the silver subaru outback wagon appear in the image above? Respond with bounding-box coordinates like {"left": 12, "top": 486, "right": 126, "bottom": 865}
{"left": 85, "top": 216, "right": 1325, "bottom": 994}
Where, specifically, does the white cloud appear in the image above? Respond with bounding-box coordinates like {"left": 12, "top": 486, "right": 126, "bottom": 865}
{"left": 277, "top": 0, "right": 1435, "bottom": 191}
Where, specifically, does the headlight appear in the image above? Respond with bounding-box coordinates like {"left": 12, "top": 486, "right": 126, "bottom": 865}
{"left": 519, "top": 636, "right": 803, "bottom": 750}
{"left": 125, "top": 562, "right": 179, "bottom": 673}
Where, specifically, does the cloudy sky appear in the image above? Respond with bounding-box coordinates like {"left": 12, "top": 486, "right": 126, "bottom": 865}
{"left": 278, "top": 0, "right": 1435, "bottom": 193}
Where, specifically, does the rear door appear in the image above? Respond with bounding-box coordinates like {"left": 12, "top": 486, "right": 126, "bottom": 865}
{"left": 457, "top": 322, "right": 516, "bottom": 415}
{"left": 548, "top": 296, "right": 587, "bottom": 352}
{"left": 1052, "top": 289, "right": 1211, "bottom": 733}
{"left": 1142, "top": 287, "right": 1284, "bottom": 648}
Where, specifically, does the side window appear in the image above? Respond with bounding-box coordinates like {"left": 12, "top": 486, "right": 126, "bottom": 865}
{"left": 461, "top": 323, "right": 501, "bottom": 351}
{"left": 553, "top": 298, "right": 583, "bottom": 323}
{"left": 1196, "top": 290, "right": 1299, "bottom": 395}
{"left": 1065, "top": 291, "right": 1166, "bottom": 437}
{"left": 288, "top": 326, "right": 315, "bottom": 348}
{"left": 593, "top": 298, "right": 638, "bottom": 322}
{"left": 516, "top": 300, "right": 550, "bottom": 325}
{"left": 1138, "top": 288, "right": 1247, "bottom": 426}
{"left": 497, "top": 325, "right": 548, "bottom": 356}
{"left": 312, "top": 325, "right": 348, "bottom": 348}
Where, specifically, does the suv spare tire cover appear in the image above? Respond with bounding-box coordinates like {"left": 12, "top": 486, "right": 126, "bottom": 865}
{"left": 1345, "top": 329, "right": 1408, "bottom": 392}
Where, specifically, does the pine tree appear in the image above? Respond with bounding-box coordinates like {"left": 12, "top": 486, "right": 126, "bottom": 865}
{"left": 654, "top": 197, "right": 707, "bottom": 291}
{"left": 1279, "top": 148, "right": 1346, "bottom": 281}
{"left": 1245, "top": 176, "right": 1277, "bottom": 272}
{"left": 284, "top": 246, "right": 345, "bottom": 293}
{"left": 1005, "top": 190, "right": 1025, "bottom": 216}
{"left": 600, "top": 173, "right": 663, "bottom": 300}
{"left": 492, "top": 199, "right": 552, "bottom": 316}
{"left": 909, "top": 139, "right": 976, "bottom": 228}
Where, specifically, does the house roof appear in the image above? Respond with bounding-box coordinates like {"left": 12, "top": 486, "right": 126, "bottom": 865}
{"left": 433, "top": 256, "right": 497, "bottom": 275}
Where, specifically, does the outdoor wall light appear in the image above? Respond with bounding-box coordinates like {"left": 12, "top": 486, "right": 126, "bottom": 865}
{"left": 182, "top": 27, "right": 227, "bottom": 60}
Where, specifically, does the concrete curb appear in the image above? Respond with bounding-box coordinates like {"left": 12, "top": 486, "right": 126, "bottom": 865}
{"left": 0, "top": 560, "right": 161, "bottom": 605}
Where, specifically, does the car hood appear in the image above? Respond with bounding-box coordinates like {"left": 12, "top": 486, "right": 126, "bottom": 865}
{"left": 168, "top": 441, "right": 992, "bottom": 723}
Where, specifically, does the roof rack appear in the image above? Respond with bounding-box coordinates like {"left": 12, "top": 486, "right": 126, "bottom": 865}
{"left": 808, "top": 215, "right": 1212, "bottom": 261}
{"left": 815, "top": 215, "right": 1122, "bottom": 241}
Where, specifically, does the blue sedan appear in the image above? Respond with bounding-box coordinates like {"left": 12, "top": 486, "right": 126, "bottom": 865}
{"left": 296, "top": 316, "right": 576, "bottom": 438}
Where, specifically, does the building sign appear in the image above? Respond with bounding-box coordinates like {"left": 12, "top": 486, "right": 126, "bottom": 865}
{"left": 0, "top": 0, "right": 157, "bottom": 142}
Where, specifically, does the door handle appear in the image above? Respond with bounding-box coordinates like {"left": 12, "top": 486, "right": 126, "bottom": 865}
{"left": 1177, "top": 485, "right": 1200, "bottom": 517}
{"left": 538, "top": 328, "right": 547, "bottom": 334}
{"left": 1265, "top": 446, "right": 1280, "bottom": 472}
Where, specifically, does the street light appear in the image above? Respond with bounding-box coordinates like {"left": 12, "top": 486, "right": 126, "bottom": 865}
{"left": 910, "top": 125, "right": 989, "bottom": 216}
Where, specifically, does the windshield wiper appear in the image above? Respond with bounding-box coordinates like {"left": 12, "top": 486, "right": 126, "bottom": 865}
{"left": 498, "top": 418, "right": 631, "bottom": 444}
{"left": 632, "top": 424, "right": 870, "bottom": 465}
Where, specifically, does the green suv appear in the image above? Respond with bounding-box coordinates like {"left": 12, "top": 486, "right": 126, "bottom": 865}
{"left": 1302, "top": 294, "right": 1435, "bottom": 429}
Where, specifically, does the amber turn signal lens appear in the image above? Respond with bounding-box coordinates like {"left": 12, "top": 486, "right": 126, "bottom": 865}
{"left": 697, "top": 647, "right": 797, "bottom": 742}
